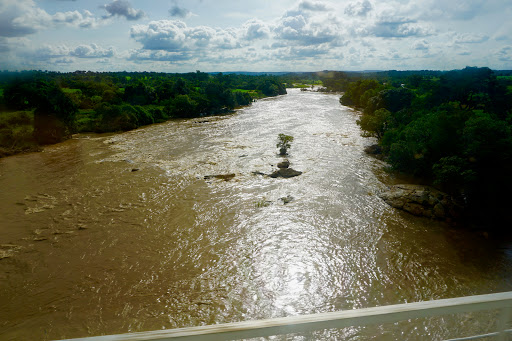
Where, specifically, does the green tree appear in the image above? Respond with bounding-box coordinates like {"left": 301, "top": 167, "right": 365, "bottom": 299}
{"left": 166, "top": 94, "right": 198, "bottom": 118}
{"left": 340, "top": 79, "right": 381, "bottom": 107}
{"left": 4, "top": 80, "right": 37, "bottom": 110}
{"left": 357, "top": 108, "right": 391, "bottom": 138}
{"left": 258, "top": 79, "right": 287, "bottom": 97}
{"left": 459, "top": 112, "right": 512, "bottom": 226}
{"left": 123, "top": 81, "right": 157, "bottom": 105}
{"left": 96, "top": 103, "right": 154, "bottom": 132}
{"left": 277, "top": 133, "right": 294, "bottom": 155}
{"left": 32, "top": 81, "right": 77, "bottom": 144}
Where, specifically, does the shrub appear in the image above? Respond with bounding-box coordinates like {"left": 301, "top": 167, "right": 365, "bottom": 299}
{"left": 277, "top": 133, "right": 294, "bottom": 155}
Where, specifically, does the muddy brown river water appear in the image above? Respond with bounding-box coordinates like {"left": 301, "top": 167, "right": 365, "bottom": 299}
{"left": 1, "top": 89, "right": 512, "bottom": 340}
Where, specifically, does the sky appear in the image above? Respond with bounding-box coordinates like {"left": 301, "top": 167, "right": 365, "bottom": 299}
{"left": 0, "top": 0, "right": 511, "bottom": 72}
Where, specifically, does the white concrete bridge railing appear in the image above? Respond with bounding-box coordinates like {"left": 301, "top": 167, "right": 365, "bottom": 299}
{"left": 59, "top": 291, "right": 512, "bottom": 341}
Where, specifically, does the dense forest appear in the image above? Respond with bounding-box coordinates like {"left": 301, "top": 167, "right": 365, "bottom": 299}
{"left": 338, "top": 67, "right": 512, "bottom": 230}
{"left": 0, "top": 71, "right": 286, "bottom": 156}
{"left": 2, "top": 67, "right": 512, "bottom": 230}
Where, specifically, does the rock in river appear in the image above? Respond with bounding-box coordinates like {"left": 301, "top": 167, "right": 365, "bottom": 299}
{"left": 379, "top": 184, "right": 462, "bottom": 220}
{"left": 364, "top": 144, "right": 385, "bottom": 160}
{"left": 204, "top": 174, "right": 236, "bottom": 181}
{"left": 364, "top": 144, "right": 382, "bottom": 155}
{"left": 0, "top": 244, "right": 22, "bottom": 259}
{"left": 280, "top": 195, "right": 293, "bottom": 204}
{"left": 277, "top": 159, "right": 290, "bottom": 168}
{"left": 270, "top": 168, "right": 302, "bottom": 178}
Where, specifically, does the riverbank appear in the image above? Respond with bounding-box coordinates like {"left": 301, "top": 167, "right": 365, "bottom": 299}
{"left": 340, "top": 68, "right": 512, "bottom": 232}
{"left": 0, "top": 95, "right": 286, "bottom": 159}
{"left": 362, "top": 142, "right": 466, "bottom": 225}
{"left": 0, "top": 70, "right": 288, "bottom": 159}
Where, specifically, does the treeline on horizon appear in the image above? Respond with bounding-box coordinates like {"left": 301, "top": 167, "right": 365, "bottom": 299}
{"left": 0, "top": 70, "right": 287, "bottom": 156}
{"left": 337, "top": 66, "right": 512, "bottom": 230}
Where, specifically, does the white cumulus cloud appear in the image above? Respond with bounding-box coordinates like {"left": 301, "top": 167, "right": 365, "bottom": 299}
{"left": 0, "top": 0, "right": 102, "bottom": 38}
{"left": 345, "top": 0, "right": 373, "bottom": 17}
{"left": 243, "top": 19, "right": 271, "bottom": 41}
{"left": 298, "top": 0, "right": 330, "bottom": 12}
{"left": 70, "top": 44, "right": 115, "bottom": 58}
{"left": 101, "top": 0, "right": 145, "bottom": 21}
{"left": 130, "top": 20, "right": 242, "bottom": 54}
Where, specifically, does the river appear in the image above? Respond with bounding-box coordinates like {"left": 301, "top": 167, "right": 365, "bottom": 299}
{"left": 1, "top": 88, "right": 512, "bottom": 340}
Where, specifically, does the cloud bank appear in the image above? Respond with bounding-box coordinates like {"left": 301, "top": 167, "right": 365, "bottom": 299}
{"left": 0, "top": 0, "right": 511, "bottom": 72}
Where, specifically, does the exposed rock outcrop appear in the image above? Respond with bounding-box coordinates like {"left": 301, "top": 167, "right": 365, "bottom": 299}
{"left": 277, "top": 160, "right": 290, "bottom": 168}
{"left": 280, "top": 195, "right": 293, "bottom": 204}
{"left": 364, "top": 144, "right": 385, "bottom": 160}
{"left": 379, "top": 184, "right": 462, "bottom": 220}
{"left": 364, "top": 144, "right": 382, "bottom": 155}
{"left": 270, "top": 168, "right": 302, "bottom": 178}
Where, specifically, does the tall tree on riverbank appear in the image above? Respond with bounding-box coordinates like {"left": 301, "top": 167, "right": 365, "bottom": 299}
{"left": 32, "top": 81, "right": 78, "bottom": 144}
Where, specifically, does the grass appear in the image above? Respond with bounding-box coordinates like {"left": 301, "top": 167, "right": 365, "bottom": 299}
{"left": 0, "top": 110, "right": 33, "bottom": 126}
{"left": 0, "top": 110, "right": 38, "bottom": 157}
